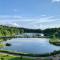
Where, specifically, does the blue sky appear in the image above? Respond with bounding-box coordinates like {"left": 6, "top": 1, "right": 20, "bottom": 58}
{"left": 0, "top": 0, "right": 60, "bottom": 29}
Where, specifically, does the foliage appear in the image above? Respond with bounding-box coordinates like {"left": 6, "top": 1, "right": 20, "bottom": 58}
{"left": 0, "top": 54, "right": 33, "bottom": 60}
{"left": 0, "top": 25, "right": 24, "bottom": 37}
{"left": 43, "top": 28, "right": 60, "bottom": 38}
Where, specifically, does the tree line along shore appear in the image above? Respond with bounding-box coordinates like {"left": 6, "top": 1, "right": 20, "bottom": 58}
{"left": 0, "top": 25, "right": 60, "bottom": 45}
{"left": 0, "top": 25, "right": 60, "bottom": 43}
{"left": 0, "top": 25, "right": 60, "bottom": 38}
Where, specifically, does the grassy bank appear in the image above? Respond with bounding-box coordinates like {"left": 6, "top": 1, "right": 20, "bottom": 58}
{"left": 0, "top": 54, "right": 33, "bottom": 60}
{"left": 0, "top": 44, "right": 5, "bottom": 47}
{"left": 1, "top": 50, "right": 60, "bottom": 57}
{"left": 49, "top": 38, "right": 60, "bottom": 46}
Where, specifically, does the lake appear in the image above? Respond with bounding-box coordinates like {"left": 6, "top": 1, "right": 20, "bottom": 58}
{"left": 1, "top": 38, "right": 60, "bottom": 54}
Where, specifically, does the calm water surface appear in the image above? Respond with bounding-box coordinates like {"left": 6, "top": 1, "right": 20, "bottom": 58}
{"left": 1, "top": 38, "right": 60, "bottom": 54}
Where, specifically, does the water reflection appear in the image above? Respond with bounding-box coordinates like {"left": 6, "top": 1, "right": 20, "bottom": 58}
{"left": 0, "top": 38, "right": 12, "bottom": 49}
{"left": 1, "top": 38, "right": 60, "bottom": 54}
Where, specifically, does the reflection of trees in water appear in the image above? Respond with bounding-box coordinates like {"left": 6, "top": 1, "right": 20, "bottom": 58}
{"left": 0, "top": 38, "right": 12, "bottom": 49}
{"left": 0, "top": 38, "right": 12, "bottom": 41}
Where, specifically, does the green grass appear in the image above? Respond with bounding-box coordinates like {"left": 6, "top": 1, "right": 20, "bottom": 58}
{"left": 49, "top": 37, "right": 60, "bottom": 46}
{"left": 0, "top": 44, "right": 5, "bottom": 48}
{"left": 0, "top": 39, "right": 4, "bottom": 42}
{"left": 49, "top": 37, "right": 60, "bottom": 42}
{"left": 0, "top": 54, "right": 34, "bottom": 60}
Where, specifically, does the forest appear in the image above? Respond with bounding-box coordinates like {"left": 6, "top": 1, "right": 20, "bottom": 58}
{"left": 0, "top": 25, "right": 60, "bottom": 38}
{"left": 0, "top": 25, "right": 24, "bottom": 36}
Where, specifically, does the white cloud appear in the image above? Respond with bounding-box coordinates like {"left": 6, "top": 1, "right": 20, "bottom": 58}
{"left": 52, "top": 0, "right": 60, "bottom": 2}
{"left": 10, "top": 23, "right": 20, "bottom": 27}
{"left": 0, "top": 15, "right": 60, "bottom": 29}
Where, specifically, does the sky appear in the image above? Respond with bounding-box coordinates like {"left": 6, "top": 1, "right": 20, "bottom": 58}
{"left": 0, "top": 0, "right": 60, "bottom": 29}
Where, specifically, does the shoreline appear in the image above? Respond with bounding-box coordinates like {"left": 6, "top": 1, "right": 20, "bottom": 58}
{"left": 0, "top": 50, "right": 60, "bottom": 57}
{"left": 49, "top": 38, "right": 60, "bottom": 46}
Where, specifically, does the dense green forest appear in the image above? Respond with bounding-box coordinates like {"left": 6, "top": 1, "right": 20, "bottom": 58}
{"left": 21, "top": 27, "right": 60, "bottom": 38}
{"left": 0, "top": 25, "right": 60, "bottom": 38}
{"left": 0, "top": 25, "right": 24, "bottom": 36}
{"left": 21, "top": 28, "right": 42, "bottom": 33}
{"left": 43, "top": 28, "right": 60, "bottom": 38}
